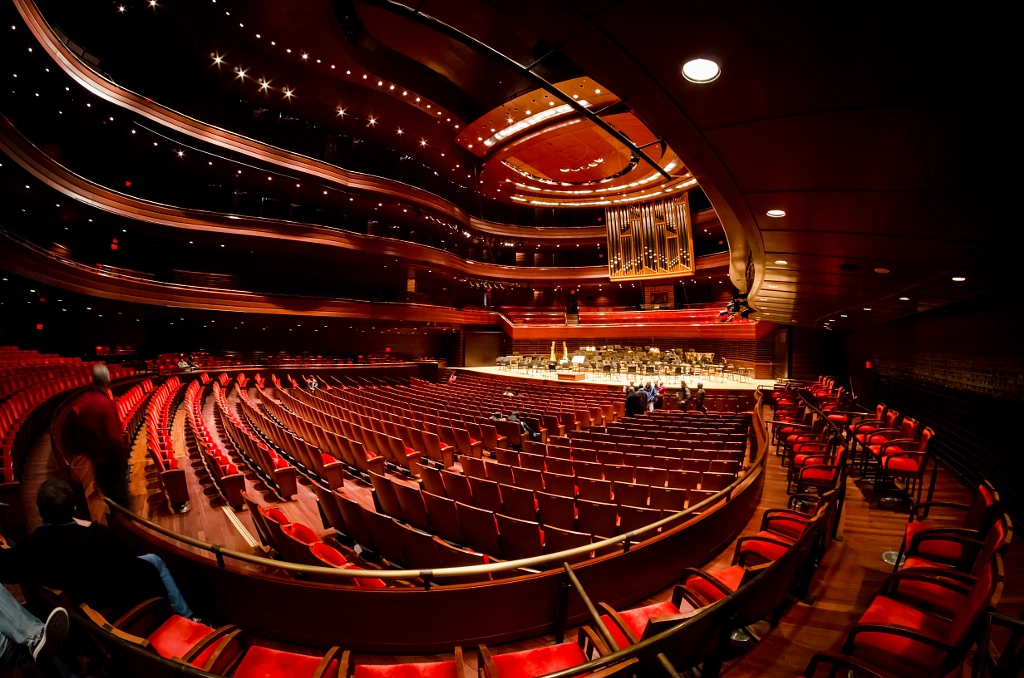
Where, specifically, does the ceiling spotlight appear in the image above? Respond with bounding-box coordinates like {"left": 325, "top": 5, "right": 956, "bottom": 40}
{"left": 396, "top": 127, "right": 403, "bottom": 134}
{"left": 874, "top": 267, "right": 890, "bottom": 274}
{"left": 766, "top": 209, "right": 786, "bottom": 217}
{"left": 863, "top": 307, "right": 872, "bottom": 311}
{"left": 774, "top": 260, "right": 788, "bottom": 265}
{"left": 259, "top": 80, "right": 270, "bottom": 90}
{"left": 952, "top": 276, "right": 966, "bottom": 282}
{"left": 212, "top": 55, "right": 224, "bottom": 65}
{"left": 899, "top": 296, "right": 910, "bottom": 301}
{"left": 118, "top": 5, "right": 125, "bottom": 12}
{"left": 336, "top": 107, "right": 345, "bottom": 117}
{"left": 367, "top": 116, "right": 376, "bottom": 126}
{"left": 682, "top": 58, "right": 721, "bottom": 83}
{"left": 302, "top": 53, "right": 309, "bottom": 59}
{"left": 282, "top": 88, "right": 293, "bottom": 98}
{"left": 840, "top": 314, "right": 847, "bottom": 317}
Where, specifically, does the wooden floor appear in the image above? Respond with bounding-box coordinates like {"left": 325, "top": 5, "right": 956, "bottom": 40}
{"left": 17, "top": 394, "right": 1023, "bottom": 677}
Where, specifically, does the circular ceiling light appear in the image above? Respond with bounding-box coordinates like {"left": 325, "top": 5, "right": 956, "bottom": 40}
{"left": 766, "top": 209, "right": 786, "bottom": 217}
{"left": 863, "top": 307, "right": 872, "bottom": 311}
{"left": 682, "top": 58, "right": 721, "bottom": 83}
{"left": 874, "top": 268, "right": 890, "bottom": 274}
{"left": 952, "top": 276, "right": 966, "bottom": 282}
{"left": 899, "top": 296, "right": 910, "bottom": 301}
{"left": 774, "top": 260, "right": 788, "bottom": 265}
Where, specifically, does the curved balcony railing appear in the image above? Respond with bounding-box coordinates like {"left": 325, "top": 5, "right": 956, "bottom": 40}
{"left": 0, "top": 116, "right": 612, "bottom": 284}
{"left": 0, "top": 228, "right": 500, "bottom": 323}
{"left": 12, "top": 0, "right": 610, "bottom": 242}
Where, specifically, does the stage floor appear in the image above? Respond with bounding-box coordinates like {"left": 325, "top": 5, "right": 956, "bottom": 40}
{"left": 461, "top": 366, "right": 775, "bottom": 391}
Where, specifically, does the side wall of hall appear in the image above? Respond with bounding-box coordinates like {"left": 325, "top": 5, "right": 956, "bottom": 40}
{"left": 844, "top": 289, "right": 1024, "bottom": 518}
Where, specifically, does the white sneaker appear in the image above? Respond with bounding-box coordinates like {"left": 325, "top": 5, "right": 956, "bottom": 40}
{"left": 31, "top": 607, "right": 69, "bottom": 662}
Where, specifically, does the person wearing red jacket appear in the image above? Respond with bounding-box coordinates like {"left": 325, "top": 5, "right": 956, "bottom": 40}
{"left": 65, "top": 365, "right": 131, "bottom": 511}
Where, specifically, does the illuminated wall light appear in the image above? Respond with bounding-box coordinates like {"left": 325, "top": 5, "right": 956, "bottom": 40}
{"left": 863, "top": 307, "right": 872, "bottom": 311}
{"left": 952, "top": 276, "right": 966, "bottom": 282}
{"left": 766, "top": 209, "right": 786, "bottom": 217}
{"left": 874, "top": 268, "right": 890, "bottom": 274}
{"left": 899, "top": 296, "right": 910, "bottom": 301}
{"left": 774, "top": 260, "right": 788, "bottom": 265}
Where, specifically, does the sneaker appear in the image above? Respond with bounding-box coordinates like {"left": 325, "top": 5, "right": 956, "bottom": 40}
{"left": 32, "top": 607, "right": 69, "bottom": 662}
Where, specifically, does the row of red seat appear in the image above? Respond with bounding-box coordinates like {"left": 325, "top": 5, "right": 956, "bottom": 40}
{"left": 214, "top": 383, "right": 297, "bottom": 498}
{"left": 184, "top": 380, "right": 245, "bottom": 509}
{"left": 115, "top": 378, "right": 153, "bottom": 433}
{"left": 144, "top": 377, "right": 189, "bottom": 510}
{"left": 826, "top": 482, "right": 1009, "bottom": 677}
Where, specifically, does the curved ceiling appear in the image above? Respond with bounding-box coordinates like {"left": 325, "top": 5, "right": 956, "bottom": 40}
{"left": 11, "top": 0, "right": 1013, "bottom": 330}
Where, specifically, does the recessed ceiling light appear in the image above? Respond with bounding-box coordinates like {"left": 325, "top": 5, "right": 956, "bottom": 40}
{"left": 863, "top": 307, "right": 872, "bottom": 311}
{"left": 899, "top": 296, "right": 910, "bottom": 301}
{"left": 682, "top": 58, "right": 721, "bottom": 83}
{"left": 874, "top": 268, "right": 890, "bottom": 274}
{"left": 840, "top": 314, "right": 847, "bottom": 317}
{"left": 766, "top": 209, "right": 786, "bottom": 217}
{"left": 774, "top": 260, "right": 788, "bottom": 265}
{"left": 952, "top": 276, "right": 966, "bottom": 282}
{"left": 767, "top": 284, "right": 778, "bottom": 288}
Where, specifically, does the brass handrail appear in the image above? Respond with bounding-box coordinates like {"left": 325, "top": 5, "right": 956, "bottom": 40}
{"left": 106, "top": 393, "right": 766, "bottom": 580}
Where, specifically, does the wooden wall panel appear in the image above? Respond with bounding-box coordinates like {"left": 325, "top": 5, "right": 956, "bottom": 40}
{"left": 844, "top": 291, "right": 1024, "bottom": 519}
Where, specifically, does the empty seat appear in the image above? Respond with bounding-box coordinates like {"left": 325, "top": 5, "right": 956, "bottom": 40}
{"left": 618, "top": 505, "right": 662, "bottom": 534}
{"left": 612, "top": 482, "right": 649, "bottom": 508}
{"left": 536, "top": 491, "right": 576, "bottom": 530}
{"left": 468, "top": 476, "right": 504, "bottom": 513}
{"left": 440, "top": 470, "right": 473, "bottom": 505}
{"left": 577, "top": 499, "right": 618, "bottom": 538}
{"left": 543, "top": 472, "right": 576, "bottom": 498}
{"left": 500, "top": 484, "right": 537, "bottom": 522}
{"left": 422, "top": 492, "right": 463, "bottom": 544}
{"left": 649, "top": 486, "right": 689, "bottom": 512}
{"left": 576, "top": 477, "right": 612, "bottom": 503}
{"left": 455, "top": 502, "right": 502, "bottom": 556}
{"left": 496, "top": 513, "right": 544, "bottom": 560}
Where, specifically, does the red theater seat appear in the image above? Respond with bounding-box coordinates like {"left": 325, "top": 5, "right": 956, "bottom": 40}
{"left": 479, "top": 629, "right": 633, "bottom": 678}
{"left": 343, "top": 648, "right": 464, "bottom": 678}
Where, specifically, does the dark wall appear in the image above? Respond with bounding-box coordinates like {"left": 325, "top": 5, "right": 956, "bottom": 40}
{"left": 464, "top": 330, "right": 503, "bottom": 367}
{"left": 844, "top": 289, "right": 1024, "bottom": 518}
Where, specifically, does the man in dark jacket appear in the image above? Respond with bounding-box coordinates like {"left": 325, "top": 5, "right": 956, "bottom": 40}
{"left": 692, "top": 383, "right": 707, "bottom": 413}
{"left": 624, "top": 387, "right": 646, "bottom": 417}
{"left": 65, "top": 365, "right": 131, "bottom": 509}
{"left": 0, "top": 480, "right": 191, "bottom": 619}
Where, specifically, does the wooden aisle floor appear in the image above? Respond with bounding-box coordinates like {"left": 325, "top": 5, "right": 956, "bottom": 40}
{"left": 18, "top": 395, "right": 1023, "bottom": 677}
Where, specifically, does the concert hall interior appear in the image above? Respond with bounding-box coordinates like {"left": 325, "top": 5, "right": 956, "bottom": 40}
{"left": 0, "top": 1, "right": 1021, "bottom": 677}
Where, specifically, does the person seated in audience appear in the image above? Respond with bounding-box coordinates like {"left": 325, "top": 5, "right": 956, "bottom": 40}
{"left": 0, "top": 480, "right": 195, "bottom": 621}
{"left": 177, "top": 355, "right": 190, "bottom": 371}
{"left": 305, "top": 375, "right": 318, "bottom": 392}
{"left": 624, "top": 387, "right": 645, "bottom": 417}
{"left": 507, "top": 412, "right": 538, "bottom": 441}
{"left": 65, "top": 364, "right": 132, "bottom": 512}
{"left": 691, "top": 383, "right": 707, "bottom": 413}
{"left": 0, "top": 583, "right": 68, "bottom": 670}
{"left": 502, "top": 388, "right": 515, "bottom": 398}
{"left": 448, "top": 373, "right": 457, "bottom": 384}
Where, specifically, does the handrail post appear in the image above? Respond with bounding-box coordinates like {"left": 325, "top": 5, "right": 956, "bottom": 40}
{"left": 562, "top": 563, "right": 619, "bottom": 653}
{"left": 211, "top": 544, "right": 225, "bottom": 569}
{"left": 656, "top": 652, "right": 681, "bottom": 678}
{"left": 554, "top": 569, "right": 572, "bottom": 644}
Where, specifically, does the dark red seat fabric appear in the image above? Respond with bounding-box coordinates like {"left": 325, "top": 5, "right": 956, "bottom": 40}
{"left": 844, "top": 557, "right": 1002, "bottom": 678}
{"left": 598, "top": 599, "right": 691, "bottom": 649}
{"left": 233, "top": 646, "right": 337, "bottom": 678}
{"left": 354, "top": 660, "right": 461, "bottom": 678}
{"left": 488, "top": 642, "right": 587, "bottom": 678}
{"left": 146, "top": 616, "right": 220, "bottom": 667}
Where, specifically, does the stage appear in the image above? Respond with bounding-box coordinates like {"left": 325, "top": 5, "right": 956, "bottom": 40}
{"left": 460, "top": 366, "right": 775, "bottom": 392}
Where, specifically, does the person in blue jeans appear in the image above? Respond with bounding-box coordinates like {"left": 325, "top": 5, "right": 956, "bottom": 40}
{"left": 0, "top": 584, "right": 68, "bottom": 668}
{"left": 0, "top": 479, "right": 194, "bottom": 624}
